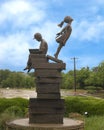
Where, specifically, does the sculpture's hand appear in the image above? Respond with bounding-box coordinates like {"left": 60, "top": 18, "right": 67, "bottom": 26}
{"left": 57, "top": 24, "right": 61, "bottom": 27}
{"left": 56, "top": 32, "right": 61, "bottom": 36}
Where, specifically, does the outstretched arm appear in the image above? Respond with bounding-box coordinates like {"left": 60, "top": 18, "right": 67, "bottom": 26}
{"left": 56, "top": 25, "right": 68, "bottom": 37}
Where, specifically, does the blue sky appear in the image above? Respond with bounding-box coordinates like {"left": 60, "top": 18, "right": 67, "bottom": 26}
{"left": 0, "top": 0, "right": 104, "bottom": 72}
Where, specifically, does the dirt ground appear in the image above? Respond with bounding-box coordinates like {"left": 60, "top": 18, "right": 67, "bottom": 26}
{"left": 0, "top": 88, "right": 87, "bottom": 99}
{"left": 0, "top": 88, "right": 37, "bottom": 99}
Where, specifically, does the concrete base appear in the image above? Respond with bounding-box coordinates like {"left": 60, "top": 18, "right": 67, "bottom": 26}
{"left": 6, "top": 118, "right": 84, "bottom": 130}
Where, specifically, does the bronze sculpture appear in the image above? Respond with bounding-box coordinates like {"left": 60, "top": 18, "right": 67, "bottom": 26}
{"left": 23, "top": 16, "right": 73, "bottom": 124}
{"left": 33, "top": 33, "right": 48, "bottom": 55}
{"left": 54, "top": 16, "right": 73, "bottom": 59}
{"left": 24, "top": 33, "right": 48, "bottom": 72}
{"left": 6, "top": 15, "right": 84, "bottom": 130}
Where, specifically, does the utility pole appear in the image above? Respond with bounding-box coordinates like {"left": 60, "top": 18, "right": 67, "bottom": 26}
{"left": 71, "top": 57, "right": 78, "bottom": 93}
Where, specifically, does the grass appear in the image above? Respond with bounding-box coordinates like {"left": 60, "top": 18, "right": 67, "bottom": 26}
{"left": 85, "top": 115, "right": 104, "bottom": 130}
{"left": 69, "top": 113, "right": 104, "bottom": 130}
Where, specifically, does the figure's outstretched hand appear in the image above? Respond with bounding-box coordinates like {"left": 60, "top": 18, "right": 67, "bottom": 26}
{"left": 56, "top": 32, "right": 61, "bottom": 38}
{"left": 57, "top": 24, "right": 61, "bottom": 27}
{"left": 56, "top": 32, "right": 61, "bottom": 36}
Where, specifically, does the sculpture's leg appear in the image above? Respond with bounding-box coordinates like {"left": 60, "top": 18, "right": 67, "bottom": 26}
{"left": 24, "top": 55, "right": 32, "bottom": 72}
{"left": 54, "top": 44, "right": 63, "bottom": 59}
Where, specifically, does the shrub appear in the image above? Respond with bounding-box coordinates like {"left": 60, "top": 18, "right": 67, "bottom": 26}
{"left": 0, "top": 98, "right": 28, "bottom": 114}
{"left": 0, "top": 98, "right": 28, "bottom": 130}
{"left": 85, "top": 86, "right": 97, "bottom": 90}
{"left": 87, "top": 90, "right": 96, "bottom": 94}
{"left": 64, "top": 96, "right": 104, "bottom": 117}
{"left": 4, "top": 106, "right": 23, "bottom": 117}
{"left": 85, "top": 86, "right": 103, "bottom": 91}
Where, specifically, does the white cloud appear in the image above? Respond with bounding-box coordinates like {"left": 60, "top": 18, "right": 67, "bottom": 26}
{"left": 0, "top": 33, "right": 30, "bottom": 67}
{"left": 2, "top": 0, "right": 30, "bottom": 14}
{"left": 0, "top": 0, "right": 46, "bottom": 28}
{"left": 72, "top": 18, "right": 104, "bottom": 41}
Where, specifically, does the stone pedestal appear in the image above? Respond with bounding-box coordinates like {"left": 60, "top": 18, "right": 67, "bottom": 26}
{"left": 6, "top": 118, "right": 84, "bottom": 130}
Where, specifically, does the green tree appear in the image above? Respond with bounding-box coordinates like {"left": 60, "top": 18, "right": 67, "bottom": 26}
{"left": 0, "top": 69, "right": 11, "bottom": 86}
{"left": 84, "top": 62, "right": 104, "bottom": 89}
{"left": 1, "top": 72, "right": 35, "bottom": 88}
{"left": 97, "top": 61, "right": 104, "bottom": 89}
{"left": 23, "top": 74, "right": 35, "bottom": 88}
{"left": 84, "top": 71, "right": 99, "bottom": 87}
{"left": 76, "top": 67, "right": 90, "bottom": 89}
{"left": 61, "top": 71, "right": 74, "bottom": 89}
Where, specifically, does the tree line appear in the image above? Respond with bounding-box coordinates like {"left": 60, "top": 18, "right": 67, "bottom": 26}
{"left": 0, "top": 61, "right": 104, "bottom": 89}
{"left": 0, "top": 70, "right": 35, "bottom": 88}
{"left": 61, "top": 61, "right": 104, "bottom": 90}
